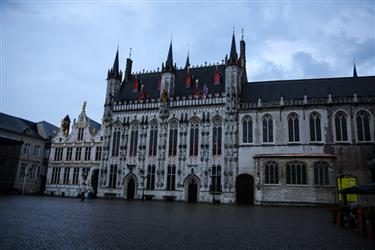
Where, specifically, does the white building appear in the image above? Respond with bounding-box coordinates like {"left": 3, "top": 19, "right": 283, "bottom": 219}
{"left": 48, "top": 33, "right": 375, "bottom": 205}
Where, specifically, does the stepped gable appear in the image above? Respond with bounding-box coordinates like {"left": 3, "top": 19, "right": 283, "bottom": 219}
{"left": 241, "top": 76, "right": 375, "bottom": 103}
{"left": 118, "top": 64, "right": 226, "bottom": 101}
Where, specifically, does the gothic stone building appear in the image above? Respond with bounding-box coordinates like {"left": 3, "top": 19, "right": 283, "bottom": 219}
{"left": 51, "top": 33, "right": 375, "bottom": 205}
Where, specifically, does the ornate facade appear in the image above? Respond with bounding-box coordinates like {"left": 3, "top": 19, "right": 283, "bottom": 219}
{"left": 48, "top": 33, "right": 375, "bottom": 205}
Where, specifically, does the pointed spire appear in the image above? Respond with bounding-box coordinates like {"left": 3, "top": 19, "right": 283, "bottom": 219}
{"left": 185, "top": 48, "right": 190, "bottom": 69}
{"left": 228, "top": 32, "right": 238, "bottom": 65}
{"left": 353, "top": 63, "right": 358, "bottom": 78}
{"left": 113, "top": 48, "right": 119, "bottom": 75}
{"left": 165, "top": 40, "right": 173, "bottom": 70}
{"left": 108, "top": 48, "right": 121, "bottom": 80}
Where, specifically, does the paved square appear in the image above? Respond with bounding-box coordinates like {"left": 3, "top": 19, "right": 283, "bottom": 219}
{"left": 0, "top": 196, "right": 373, "bottom": 250}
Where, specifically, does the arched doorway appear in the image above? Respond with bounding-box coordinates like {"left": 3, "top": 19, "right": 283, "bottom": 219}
{"left": 127, "top": 178, "right": 135, "bottom": 200}
{"left": 236, "top": 174, "right": 254, "bottom": 205}
{"left": 123, "top": 174, "right": 137, "bottom": 200}
{"left": 184, "top": 174, "right": 200, "bottom": 203}
{"left": 91, "top": 169, "right": 99, "bottom": 198}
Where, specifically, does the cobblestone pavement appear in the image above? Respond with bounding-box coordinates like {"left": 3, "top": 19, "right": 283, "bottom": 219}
{"left": 0, "top": 196, "right": 374, "bottom": 250}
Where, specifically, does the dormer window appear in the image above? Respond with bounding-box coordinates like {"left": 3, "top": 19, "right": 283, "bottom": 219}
{"left": 77, "top": 127, "right": 84, "bottom": 141}
{"left": 213, "top": 70, "right": 221, "bottom": 85}
{"left": 133, "top": 78, "right": 139, "bottom": 92}
{"left": 184, "top": 73, "right": 192, "bottom": 88}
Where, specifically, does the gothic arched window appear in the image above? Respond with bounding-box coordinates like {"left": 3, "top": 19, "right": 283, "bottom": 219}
{"left": 146, "top": 165, "right": 156, "bottom": 190}
{"left": 309, "top": 112, "right": 322, "bottom": 142}
{"left": 335, "top": 111, "right": 348, "bottom": 142}
{"left": 129, "top": 122, "right": 139, "bottom": 157}
{"left": 212, "top": 117, "right": 222, "bottom": 156}
{"left": 288, "top": 113, "right": 300, "bottom": 142}
{"left": 111, "top": 128, "right": 121, "bottom": 157}
{"left": 314, "top": 161, "right": 330, "bottom": 185}
{"left": 168, "top": 121, "right": 178, "bottom": 157}
{"left": 166, "top": 165, "right": 176, "bottom": 190}
{"left": 262, "top": 114, "right": 273, "bottom": 143}
{"left": 242, "top": 116, "right": 253, "bottom": 143}
{"left": 149, "top": 120, "right": 158, "bottom": 156}
{"left": 356, "top": 110, "right": 371, "bottom": 142}
{"left": 265, "top": 161, "right": 278, "bottom": 184}
{"left": 189, "top": 118, "right": 200, "bottom": 157}
{"left": 286, "top": 161, "right": 307, "bottom": 185}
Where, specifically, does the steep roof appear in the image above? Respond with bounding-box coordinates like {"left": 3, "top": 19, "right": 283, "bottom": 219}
{"left": 118, "top": 64, "right": 226, "bottom": 101}
{"left": 0, "top": 112, "right": 58, "bottom": 140}
{"left": 88, "top": 119, "right": 101, "bottom": 135}
{"left": 241, "top": 76, "right": 375, "bottom": 103}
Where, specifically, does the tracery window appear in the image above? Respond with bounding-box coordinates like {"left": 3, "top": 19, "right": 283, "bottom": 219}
{"left": 129, "top": 123, "right": 139, "bottom": 157}
{"left": 77, "top": 128, "right": 84, "bottom": 141}
{"left": 212, "top": 117, "right": 222, "bottom": 156}
{"left": 309, "top": 112, "right": 322, "bottom": 142}
{"left": 356, "top": 110, "right": 371, "bottom": 142}
{"left": 168, "top": 122, "right": 178, "bottom": 157}
{"left": 189, "top": 118, "right": 200, "bottom": 157}
{"left": 288, "top": 113, "right": 300, "bottom": 142}
{"left": 111, "top": 129, "right": 121, "bottom": 157}
{"left": 149, "top": 121, "right": 158, "bottom": 156}
{"left": 109, "top": 165, "right": 117, "bottom": 188}
{"left": 265, "top": 161, "right": 278, "bottom": 184}
{"left": 146, "top": 165, "right": 156, "bottom": 190}
{"left": 335, "top": 111, "right": 348, "bottom": 142}
{"left": 262, "top": 114, "right": 273, "bottom": 143}
{"left": 286, "top": 161, "right": 307, "bottom": 185}
{"left": 166, "top": 165, "right": 176, "bottom": 190}
{"left": 314, "top": 161, "right": 330, "bottom": 185}
{"left": 210, "top": 165, "right": 222, "bottom": 192}
{"left": 242, "top": 116, "right": 253, "bottom": 143}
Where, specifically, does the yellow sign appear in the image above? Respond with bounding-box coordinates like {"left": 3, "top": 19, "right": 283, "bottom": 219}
{"left": 337, "top": 177, "right": 357, "bottom": 202}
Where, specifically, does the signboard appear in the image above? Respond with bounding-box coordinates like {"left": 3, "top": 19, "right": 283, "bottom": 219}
{"left": 337, "top": 177, "right": 357, "bottom": 202}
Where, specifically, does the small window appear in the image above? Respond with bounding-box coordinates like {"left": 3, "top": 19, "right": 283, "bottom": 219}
{"left": 356, "top": 110, "right": 371, "bottom": 142}
{"left": 166, "top": 165, "right": 176, "bottom": 191}
{"left": 95, "top": 147, "right": 102, "bottom": 161}
{"left": 265, "top": 161, "right": 279, "bottom": 184}
{"left": 242, "top": 116, "right": 253, "bottom": 143}
{"left": 262, "top": 114, "right": 273, "bottom": 143}
{"left": 75, "top": 147, "right": 82, "bottom": 161}
{"left": 309, "top": 112, "right": 322, "bottom": 142}
{"left": 77, "top": 128, "right": 84, "bottom": 141}
{"left": 335, "top": 111, "right": 348, "bottom": 142}
{"left": 288, "top": 113, "right": 300, "bottom": 142}
{"left": 314, "top": 162, "right": 330, "bottom": 185}
{"left": 286, "top": 161, "right": 307, "bottom": 185}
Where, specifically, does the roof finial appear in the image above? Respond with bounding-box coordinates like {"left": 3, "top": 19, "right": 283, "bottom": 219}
{"left": 233, "top": 26, "right": 235, "bottom": 35}
{"left": 82, "top": 101, "right": 87, "bottom": 112}
{"left": 353, "top": 60, "right": 358, "bottom": 78}
{"left": 241, "top": 28, "right": 244, "bottom": 40}
{"left": 129, "top": 48, "right": 132, "bottom": 59}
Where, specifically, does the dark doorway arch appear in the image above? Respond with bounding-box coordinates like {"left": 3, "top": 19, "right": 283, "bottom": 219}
{"left": 236, "top": 174, "right": 254, "bottom": 205}
{"left": 91, "top": 169, "right": 99, "bottom": 198}
{"left": 127, "top": 178, "right": 135, "bottom": 200}
{"left": 188, "top": 179, "right": 198, "bottom": 203}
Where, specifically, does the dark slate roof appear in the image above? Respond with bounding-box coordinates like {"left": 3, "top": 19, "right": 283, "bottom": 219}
{"left": 118, "top": 64, "right": 226, "bottom": 101}
{"left": 0, "top": 112, "right": 58, "bottom": 140}
{"left": 36, "top": 121, "right": 59, "bottom": 139}
{"left": 241, "top": 76, "right": 375, "bottom": 103}
{"left": 88, "top": 119, "right": 101, "bottom": 135}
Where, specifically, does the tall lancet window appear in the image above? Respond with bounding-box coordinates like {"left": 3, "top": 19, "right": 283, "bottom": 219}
{"left": 262, "top": 114, "right": 273, "bottom": 143}
{"left": 356, "top": 110, "right": 371, "bottom": 142}
{"left": 168, "top": 121, "right": 178, "bottom": 157}
{"left": 242, "top": 116, "right": 253, "bottom": 143}
{"left": 309, "top": 112, "right": 322, "bottom": 142}
{"left": 149, "top": 120, "right": 158, "bottom": 156}
{"left": 111, "top": 129, "right": 121, "bottom": 157}
{"left": 129, "top": 122, "right": 139, "bottom": 157}
{"left": 335, "top": 111, "right": 348, "bottom": 142}
{"left": 189, "top": 118, "right": 200, "bottom": 157}
{"left": 212, "top": 117, "right": 222, "bottom": 156}
{"left": 288, "top": 113, "right": 300, "bottom": 142}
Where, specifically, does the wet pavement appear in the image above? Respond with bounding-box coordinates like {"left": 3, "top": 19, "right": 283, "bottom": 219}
{"left": 0, "top": 196, "right": 374, "bottom": 250}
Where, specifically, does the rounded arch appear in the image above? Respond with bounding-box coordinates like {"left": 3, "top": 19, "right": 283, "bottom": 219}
{"left": 130, "top": 119, "right": 140, "bottom": 129}
{"left": 236, "top": 174, "right": 254, "bottom": 205}
{"left": 123, "top": 173, "right": 138, "bottom": 200}
{"left": 183, "top": 174, "right": 201, "bottom": 202}
{"left": 333, "top": 109, "right": 350, "bottom": 142}
{"left": 309, "top": 111, "right": 321, "bottom": 119}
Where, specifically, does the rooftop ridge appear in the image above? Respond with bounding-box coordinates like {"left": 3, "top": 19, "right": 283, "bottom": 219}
{"left": 130, "top": 63, "right": 226, "bottom": 76}
{"left": 248, "top": 75, "right": 375, "bottom": 85}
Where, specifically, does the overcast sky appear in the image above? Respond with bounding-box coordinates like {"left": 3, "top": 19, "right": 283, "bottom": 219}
{"left": 1, "top": 0, "right": 375, "bottom": 127}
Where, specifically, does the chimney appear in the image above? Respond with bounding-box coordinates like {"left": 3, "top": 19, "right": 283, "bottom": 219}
{"left": 125, "top": 58, "right": 133, "bottom": 82}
